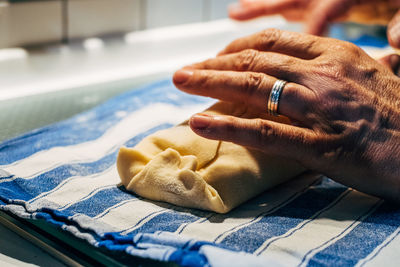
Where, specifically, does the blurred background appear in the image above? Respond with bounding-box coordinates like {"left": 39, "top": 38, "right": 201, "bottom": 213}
{"left": 0, "top": 0, "right": 239, "bottom": 48}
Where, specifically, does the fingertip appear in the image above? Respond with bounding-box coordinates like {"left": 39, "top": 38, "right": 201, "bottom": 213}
{"left": 173, "top": 69, "right": 194, "bottom": 85}
{"left": 190, "top": 114, "right": 233, "bottom": 140}
{"left": 228, "top": 3, "right": 258, "bottom": 21}
{"left": 228, "top": 3, "right": 241, "bottom": 13}
{"left": 190, "top": 114, "right": 212, "bottom": 131}
{"left": 228, "top": 3, "right": 244, "bottom": 19}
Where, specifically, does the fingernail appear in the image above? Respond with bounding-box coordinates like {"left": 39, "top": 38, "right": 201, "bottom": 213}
{"left": 173, "top": 69, "right": 193, "bottom": 84}
{"left": 190, "top": 114, "right": 211, "bottom": 130}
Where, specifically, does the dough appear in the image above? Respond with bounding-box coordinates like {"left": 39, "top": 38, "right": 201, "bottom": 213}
{"left": 117, "top": 102, "right": 305, "bottom": 213}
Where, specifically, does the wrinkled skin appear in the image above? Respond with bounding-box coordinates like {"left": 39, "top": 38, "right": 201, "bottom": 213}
{"left": 229, "top": 0, "right": 400, "bottom": 81}
{"left": 173, "top": 29, "right": 400, "bottom": 202}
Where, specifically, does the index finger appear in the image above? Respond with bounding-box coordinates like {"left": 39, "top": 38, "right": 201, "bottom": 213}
{"left": 189, "top": 114, "right": 317, "bottom": 164}
{"left": 219, "top": 28, "right": 325, "bottom": 59}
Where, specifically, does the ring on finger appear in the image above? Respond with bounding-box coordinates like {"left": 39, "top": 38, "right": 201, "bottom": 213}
{"left": 267, "top": 79, "right": 287, "bottom": 116}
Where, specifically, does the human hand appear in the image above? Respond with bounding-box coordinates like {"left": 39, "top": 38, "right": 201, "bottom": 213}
{"left": 173, "top": 29, "right": 400, "bottom": 202}
{"left": 229, "top": 0, "right": 398, "bottom": 36}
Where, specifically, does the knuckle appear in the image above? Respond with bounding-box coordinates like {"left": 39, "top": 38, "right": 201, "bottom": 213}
{"left": 317, "top": 140, "right": 342, "bottom": 164}
{"left": 202, "top": 58, "right": 215, "bottom": 69}
{"left": 236, "top": 49, "right": 258, "bottom": 71}
{"left": 258, "top": 28, "right": 282, "bottom": 51}
{"left": 305, "top": 132, "right": 339, "bottom": 163}
{"left": 282, "top": 56, "right": 298, "bottom": 68}
{"left": 319, "top": 137, "right": 355, "bottom": 166}
{"left": 222, "top": 116, "right": 238, "bottom": 134}
{"left": 195, "top": 71, "right": 210, "bottom": 86}
{"left": 312, "top": 119, "right": 373, "bottom": 166}
{"left": 243, "top": 73, "right": 264, "bottom": 100}
{"left": 255, "top": 119, "right": 273, "bottom": 146}
{"left": 342, "top": 41, "right": 361, "bottom": 55}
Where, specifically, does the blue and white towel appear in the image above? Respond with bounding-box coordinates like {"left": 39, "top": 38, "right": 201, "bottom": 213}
{"left": 1, "top": 79, "right": 399, "bottom": 267}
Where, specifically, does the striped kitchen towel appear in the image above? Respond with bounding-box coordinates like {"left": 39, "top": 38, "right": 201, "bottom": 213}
{"left": 1, "top": 79, "right": 399, "bottom": 267}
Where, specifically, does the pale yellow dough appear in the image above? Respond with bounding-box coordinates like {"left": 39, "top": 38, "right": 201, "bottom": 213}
{"left": 117, "top": 101, "right": 305, "bottom": 213}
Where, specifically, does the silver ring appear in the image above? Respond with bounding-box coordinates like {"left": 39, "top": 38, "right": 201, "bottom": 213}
{"left": 267, "top": 79, "right": 287, "bottom": 116}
